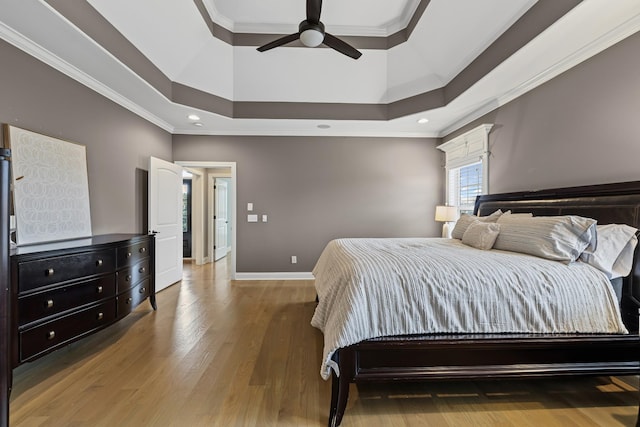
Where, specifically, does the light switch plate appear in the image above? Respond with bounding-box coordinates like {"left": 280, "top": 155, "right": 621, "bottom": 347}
{"left": 262, "top": 214, "right": 268, "bottom": 222}
{"left": 247, "top": 214, "right": 258, "bottom": 222}
{"left": 247, "top": 203, "right": 254, "bottom": 211}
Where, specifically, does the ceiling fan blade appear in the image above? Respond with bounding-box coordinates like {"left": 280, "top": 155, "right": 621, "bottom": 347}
{"left": 257, "top": 33, "right": 300, "bottom": 52}
{"left": 307, "top": 0, "right": 322, "bottom": 23}
{"left": 323, "top": 33, "right": 362, "bottom": 59}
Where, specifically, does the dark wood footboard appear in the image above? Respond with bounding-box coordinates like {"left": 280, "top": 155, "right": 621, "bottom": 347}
{"left": 321, "top": 181, "right": 640, "bottom": 426}
{"left": 328, "top": 333, "right": 640, "bottom": 426}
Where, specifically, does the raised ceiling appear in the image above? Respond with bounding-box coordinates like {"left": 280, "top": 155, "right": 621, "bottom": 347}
{"left": 1, "top": 0, "right": 640, "bottom": 137}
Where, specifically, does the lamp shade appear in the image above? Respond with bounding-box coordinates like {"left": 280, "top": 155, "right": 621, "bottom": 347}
{"left": 435, "top": 205, "right": 458, "bottom": 222}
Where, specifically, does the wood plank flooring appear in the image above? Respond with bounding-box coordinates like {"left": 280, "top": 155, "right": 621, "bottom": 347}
{"left": 9, "top": 259, "right": 640, "bottom": 426}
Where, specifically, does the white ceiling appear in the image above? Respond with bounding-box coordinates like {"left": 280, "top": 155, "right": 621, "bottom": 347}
{"left": 1, "top": 0, "right": 640, "bottom": 138}
{"left": 206, "top": 0, "right": 422, "bottom": 36}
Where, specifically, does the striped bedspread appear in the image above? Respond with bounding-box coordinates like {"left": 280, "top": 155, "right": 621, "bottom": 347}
{"left": 311, "top": 238, "right": 627, "bottom": 380}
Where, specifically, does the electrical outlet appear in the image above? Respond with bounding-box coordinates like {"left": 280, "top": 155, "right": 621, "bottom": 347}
{"left": 291, "top": 255, "right": 297, "bottom": 264}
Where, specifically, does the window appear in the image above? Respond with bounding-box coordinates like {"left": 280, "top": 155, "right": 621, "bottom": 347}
{"left": 437, "top": 124, "right": 493, "bottom": 215}
{"left": 448, "top": 162, "right": 482, "bottom": 214}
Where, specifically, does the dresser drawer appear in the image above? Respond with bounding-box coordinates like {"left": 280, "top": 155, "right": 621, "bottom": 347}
{"left": 117, "top": 258, "right": 150, "bottom": 292}
{"left": 19, "top": 299, "right": 117, "bottom": 362}
{"left": 117, "top": 278, "right": 150, "bottom": 318}
{"left": 17, "top": 249, "right": 116, "bottom": 293}
{"left": 18, "top": 275, "right": 116, "bottom": 327}
{"left": 117, "top": 240, "right": 150, "bottom": 268}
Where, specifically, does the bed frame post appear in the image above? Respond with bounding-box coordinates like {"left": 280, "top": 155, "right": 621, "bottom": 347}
{"left": 328, "top": 350, "right": 353, "bottom": 427}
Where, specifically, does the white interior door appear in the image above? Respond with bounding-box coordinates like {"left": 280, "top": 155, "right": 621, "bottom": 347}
{"left": 149, "top": 157, "right": 183, "bottom": 291}
{"left": 214, "top": 179, "right": 229, "bottom": 261}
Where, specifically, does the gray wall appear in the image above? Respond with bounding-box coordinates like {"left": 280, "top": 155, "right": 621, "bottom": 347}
{"left": 445, "top": 30, "right": 640, "bottom": 194}
{"left": 173, "top": 136, "right": 443, "bottom": 272}
{"left": 0, "top": 39, "right": 172, "bottom": 235}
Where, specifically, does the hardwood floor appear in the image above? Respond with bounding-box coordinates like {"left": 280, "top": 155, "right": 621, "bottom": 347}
{"left": 10, "top": 259, "right": 640, "bottom": 426}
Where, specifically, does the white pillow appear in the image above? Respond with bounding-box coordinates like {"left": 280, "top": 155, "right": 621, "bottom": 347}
{"left": 462, "top": 221, "right": 501, "bottom": 250}
{"left": 451, "top": 209, "right": 503, "bottom": 240}
{"left": 580, "top": 224, "right": 638, "bottom": 278}
{"left": 494, "top": 215, "right": 597, "bottom": 263}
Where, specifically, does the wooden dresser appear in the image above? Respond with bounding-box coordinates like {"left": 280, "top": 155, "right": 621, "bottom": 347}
{"left": 9, "top": 234, "right": 156, "bottom": 367}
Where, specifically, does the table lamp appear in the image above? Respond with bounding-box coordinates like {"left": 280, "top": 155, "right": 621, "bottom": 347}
{"left": 435, "top": 205, "right": 458, "bottom": 238}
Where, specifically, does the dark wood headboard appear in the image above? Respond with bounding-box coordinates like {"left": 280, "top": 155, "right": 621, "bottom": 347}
{"left": 474, "top": 181, "right": 640, "bottom": 332}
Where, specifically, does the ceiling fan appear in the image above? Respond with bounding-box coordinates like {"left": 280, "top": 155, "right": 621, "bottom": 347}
{"left": 256, "top": 0, "right": 362, "bottom": 60}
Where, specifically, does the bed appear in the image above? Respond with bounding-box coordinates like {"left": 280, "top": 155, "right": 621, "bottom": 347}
{"left": 312, "top": 181, "right": 640, "bottom": 427}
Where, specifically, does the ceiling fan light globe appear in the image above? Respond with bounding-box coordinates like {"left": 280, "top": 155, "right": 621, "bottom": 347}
{"left": 300, "top": 29, "right": 324, "bottom": 47}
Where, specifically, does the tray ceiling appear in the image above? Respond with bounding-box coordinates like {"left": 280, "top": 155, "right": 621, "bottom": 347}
{"left": 1, "top": 0, "right": 640, "bottom": 137}
{"left": 205, "top": 0, "right": 422, "bottom": 36}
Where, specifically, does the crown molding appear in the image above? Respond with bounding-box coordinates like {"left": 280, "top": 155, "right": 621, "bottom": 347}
{"left": 202, "top": 0, "right": 421, "bottom": 38}
{"left": 174, "top": 127, "right": 439, "bottom": 138}
{"left": 439, "top": 7, "right": 640, "bottom": 137}
{"left": 0, "top": 20, "right": 174, "bottom": 133}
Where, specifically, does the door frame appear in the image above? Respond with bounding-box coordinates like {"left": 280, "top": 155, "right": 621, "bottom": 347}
{"left": 209, "top": 173, "right": 232, "bottom": 262}
{"left": 183, "top": 167, "right": 205, "bottom": 265}
{"left": 175, "top": 161, "right": 237, "bottom": 280}
{"left": 182, "top": 178, "right": 192, "bottom": 258}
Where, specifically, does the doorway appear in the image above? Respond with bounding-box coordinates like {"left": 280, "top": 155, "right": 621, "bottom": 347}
{"left": 175, "top": 161, "right": 237, "bottom": 280}
{"left": 182, "top": 178, "right": 192, "bottom": 258}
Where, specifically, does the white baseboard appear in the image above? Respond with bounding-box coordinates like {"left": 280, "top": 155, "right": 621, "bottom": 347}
{"left": 234, "top": 272, "right": 315, "bottom": 281}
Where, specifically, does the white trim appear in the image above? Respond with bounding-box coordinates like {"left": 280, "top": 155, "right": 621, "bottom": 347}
{"left": 176, "top": 161, "right": 237, "bottom": 279}
{"left": 438, "top": 124, "right": 493, "bottom": 207}
{"left": 234, "top": 272, "right": 315, "bottom": 281}
{"left": 0, "top": 17, "right": 174, "bottom": 133}
{"left": 184, "top": 167, "right": 206, "bottom": 265}
{"left": 439, "top": 7, "right": 640, "bottom": 137}
{"left": 173, "top": 127, "right": 440, "bottom": 138}
{"left": 208, "top": 173, "right": 232, "bottom": 263}
{"left": 202, "top": 0, "right": 421, "bottom": 37}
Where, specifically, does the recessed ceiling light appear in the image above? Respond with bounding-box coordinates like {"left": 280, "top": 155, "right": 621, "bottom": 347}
{"left": 417, "top": 118, "right": 429, "bottom": 124}
{"left": 193, "top": 122, "right": 203, "bottom": 127}
{"left": 188, "top": 114, "right": 200, "bottom": 121}
{"left": 317, "top": 124, "right": 331, "bottom": 129}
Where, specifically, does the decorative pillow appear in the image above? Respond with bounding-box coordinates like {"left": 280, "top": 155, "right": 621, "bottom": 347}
{"left": 493, "top": 215, "right": 597, "bottom": 263}
{"left": 580, "top": 224, "right": 638, "bottom": 278}
{"left": 500, "top": 211, "right": 533, "bottom": 218}
{"left": 451, "top": 209, "right": 503, "bottom": 240}
{"left": 462, "top": 221, "right": 501, "bottom": 250}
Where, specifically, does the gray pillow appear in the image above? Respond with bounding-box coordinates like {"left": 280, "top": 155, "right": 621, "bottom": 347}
{"left": 494, "top": 215, "right": 597, "bottom": 263}
{"left": 451, "top": 209, "right": 503, "bottom": 240}
{"left": 462, "top": 221, "right": 501, "bottom": 250}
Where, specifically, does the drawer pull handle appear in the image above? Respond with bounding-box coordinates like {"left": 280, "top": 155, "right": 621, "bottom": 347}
{"left": 45, "top": 299, "right": 54, "bottom": 309}
{"left": 97, "top": 286, "right": 103, "bottom": 294}
{"left": 139, "top": 247, "right": 146, "bottom": 253}
{"left": 126, "top": 297, "right": 133, "bottom": 305}
{"left": 126, "top": 252, "right": 132, "bottom": 258}
{"left": 139, "top": 287, "right": 146, "bottom": 294}
{"left": 46, "top": 268, "right": 54, "bottom": 276}
{"left": 96, "top": 259, "right": 103, "bottom": 267}
{"left": 47, "top": 331, "right": 55, "bottom": 340}
{"left": 97, "top": 312, "right": 104, "bottom": 320}
{"left": 139, "top": 267, "right": 146, "bottom": 274}
{"left": 126, "top": 275, "right": 132, "bottom": 282}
